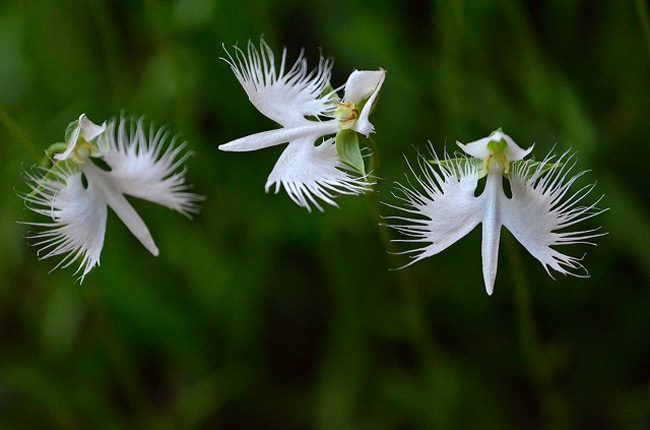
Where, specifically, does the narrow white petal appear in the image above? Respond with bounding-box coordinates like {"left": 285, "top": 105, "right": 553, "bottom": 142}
{"left": 101, "top": 117, "right": 203, "bottom": 217}
{"left": 502, "top": 150, "right": 607, "bottom": 278}
{"left": 349, "top": 69, "right": 386, "bottom": 136}
{"left": 54, "top": 115, "right": 83, "bottom": 161}
{"left": 265, "top": 137, "right": 371, "bottom": 212}
{"left": 21, "top": 163, "right": 107, "bottom": 283}
{"left": 81, "top": 162, "right": 159, "bottom": 256}
{"left": 383, "top": 147, "right": 483, "bottom": 267}
{"left": 218, "top": 121, "right": 337, "bottom": 153}
{"left": 222, "top": 39, "right": 336, "bottom": 127}
{"left": 480, "top": 173, "right": 505, "bottom": 296}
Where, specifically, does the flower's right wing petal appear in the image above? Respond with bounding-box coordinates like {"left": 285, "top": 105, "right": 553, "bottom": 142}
{"left": 265, "top": 137, "right": 371, "bottom": 212}
{"left": 384, "top": 148, "right": 483, "bottom": 268}
{"left": 219, "top": 121, "right": 337, "bottom": 152}
{"left": 101, "top": 118, "right": 203, "bottom": 218}
{"left": 21, "top": 164, "right": 107, "bottom": 282}
{"left": 223, "top": 39, "right": 336, "bottom": 127}
{"left": 501, "top": 151, "right": 607, "bottom": 278}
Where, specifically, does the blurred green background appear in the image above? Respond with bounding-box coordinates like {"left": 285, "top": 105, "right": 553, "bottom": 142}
{"left": 1, "top": 0, "right": 649, "bottom": 428}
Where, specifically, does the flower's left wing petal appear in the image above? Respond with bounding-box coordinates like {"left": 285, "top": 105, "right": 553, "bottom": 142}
{"left": 502, "top": 151, "right": 607, "bottom": 278}
{"left": 223, "top": 39, "right": 336, "bottom": 127}
{"left": 384, "top": 148, "right": 483, "bottom": 267}
{"left": 101, "top": 118, "right": 203, "bottom": 217}
{"left": 21, "top": 164, "right": 108, "bottom": 282}
{"left": 265, "top": 137, "right": 371, "bottom": 212}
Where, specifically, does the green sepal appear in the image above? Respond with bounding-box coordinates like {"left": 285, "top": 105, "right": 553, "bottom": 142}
{"left": 335, "top": 129, "right": 365, "bottom": 175}
{"left": 489, "top": 127, "right": 504, "bottom": 136}
{"left": 64, "top": 119, "right": 80, "bottom": 143}
{"left": 487, "top": 138, "right": 507, "bottom": 154}
{"left": 43, "top": 142, "right": 68, "bottom": 164}
{"left": 430, "top": 157, "right": 486, "bottom": 178}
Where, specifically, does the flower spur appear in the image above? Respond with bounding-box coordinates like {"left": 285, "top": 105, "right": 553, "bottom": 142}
{"left": 219, "top": 39, "right": 385, "bottom": 212}
{"left": 21, "top": 115, "right": 203, "bottom": 282}
{"left": 384, "top": 129, "right": 607, "bottom": 295}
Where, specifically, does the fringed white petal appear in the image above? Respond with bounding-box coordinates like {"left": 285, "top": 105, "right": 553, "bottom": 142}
{"left": 265, "top": 137, "right": 371, "bottom": 212}
{"left": 218, "top": 121, "right": 338, "bottom": 152}
{"left": 502, "top": 150, "right": 607, "bottom": 278}
{"left": 101, "top": 117, "right": 203, "bottom": 217}
{"left": 21, "top": 164, "right": 107, "bottom": 283}
{"left": 223, "top": 39, "right": 336, "bottom": 128}
{"left": 384, "top": 147, "right": 483, "bottom": 268}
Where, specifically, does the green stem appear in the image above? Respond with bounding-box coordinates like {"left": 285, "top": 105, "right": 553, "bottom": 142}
{"left": 505, "top": 233, "right": 571, "bottom": 429}
{"left": 0, "top": 107, "right": 41, "bottom": 162}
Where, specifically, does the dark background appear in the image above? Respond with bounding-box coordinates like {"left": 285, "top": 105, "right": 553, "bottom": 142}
{"left": 0, "top": 0, "right": 649, "bottom": 428}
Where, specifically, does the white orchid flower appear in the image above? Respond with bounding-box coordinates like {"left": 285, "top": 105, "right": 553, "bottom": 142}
{"left": 22, "top": 115, "right": 203, "bottom": 282}
{"left": 385, "top": 129, "right": 607, "bottom": 295}
{"left": 219, "top": 39, "right": 386, "bottom": 212}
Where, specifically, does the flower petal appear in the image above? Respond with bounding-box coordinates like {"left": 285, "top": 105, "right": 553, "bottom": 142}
{"left": 480, "top": 173, "right": 505, "bottom": 296}
{"left": 21, "top": 163, "right": 107, "bottom": 283}
{"left": 348, "top": 69, "right": 386, "bottom": 136}
{"left": 81, "top": 162, "right": 159, "bottom": 256}
{"left": 265, "top": 137, "right": 371, "bottom": 212}
{"left": 384, "top": 147, "right": 483, "bottom": 268}
{"left": 218, "top": 121, "right": 337, "bottom": 152}
{"left": 101, "top": 117, "right": 203, "bottom": 217}
{"left": 79, "top": 114, "right": 107, "bottom": 141}
{"left": 55, "top": 114, "right": 107, "bottom": 161}
{"left": 223, "top": 39, "right": 336, "bottom": 128}
{"left": 502, "top": 150, "right": 607, "bottom": 278}
{"left": 343, "top": 69, "right": 385, "bottom": 104}
{"left": 457, "top": 130, "right": 533, "bottom": 161}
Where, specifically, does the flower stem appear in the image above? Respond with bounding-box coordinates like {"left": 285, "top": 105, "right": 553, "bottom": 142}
{"left": 0, "top": 106, "right": 41, "bottom": 163}
{"left": 505, "top": 232, "right": 572, "bottom": 429}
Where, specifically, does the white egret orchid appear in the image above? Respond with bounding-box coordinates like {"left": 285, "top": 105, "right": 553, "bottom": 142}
{"left": 22, "top": 115, "right": 203, "bottom": 282}
{"left": 219, "top": 39, "right": 385, "bottom": 212}
{"left": 385, "top": 129, "right": 607, "bottom": 295}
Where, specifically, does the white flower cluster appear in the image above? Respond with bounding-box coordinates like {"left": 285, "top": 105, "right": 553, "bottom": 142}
{"left": 21, "top": 39, "right": 606, "bottom": 293}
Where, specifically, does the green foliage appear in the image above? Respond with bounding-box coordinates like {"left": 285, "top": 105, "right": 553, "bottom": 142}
{"left": 0, "top": 0, "right": 649, "bottom": 428}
